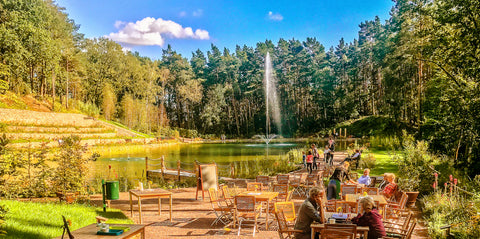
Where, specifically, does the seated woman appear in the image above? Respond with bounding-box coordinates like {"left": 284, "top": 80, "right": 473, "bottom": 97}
{"left": 350, "top": 197, "right": 386, "bottom": 239}
{"left": 381, "top": 173, "right": 398, "bottom": 200}
{"left": 358, "top": 168, "right": 371, "bottom": 186}
{"left": 327, "top": 162, "right": 356, "bottom": 200}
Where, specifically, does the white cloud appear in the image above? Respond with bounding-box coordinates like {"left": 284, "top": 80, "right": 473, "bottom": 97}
{"left": 107, "top": 17, "right": 210, "bottom": 46}
{"left": 179, "top": 11, "right": 187, "bottom": 17}
{"left": 268, "top": 11, "right": 283, "bottom": 21}
{"left": 114, "top": 20, "right": 126, "bottom": 29}
{"left": 192, "top": 9, "right": 203, "bottom": 17}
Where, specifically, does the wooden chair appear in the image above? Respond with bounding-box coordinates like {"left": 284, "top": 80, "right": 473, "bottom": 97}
{"left": 247, "top": 182, "right": 264, "bottom": 191}
{"left": 220, "top": 185, "right": 235, "bottom": 208}
{"left": 340, "top": 184, "right": 357, "bottom": 199}
{"left": 384, "top": 219, "right": 417, "bottom": 239}
{"left": 273, "top": 184, "right": 290, "bottom": 202}
{"left": 277, "top": 174, "right": 290, "bottom": 185}
{"left": 274, "top": 201, "right": 296, "bottom": 224}
{"left": 207, "top": 188, "right": 234, "bottom": 226}
{"left": 368, "top": 176, "right": 377, "bottom": 187}
{"left": 384, "top": 211, "right": 413, "bottom": 237}
{"left": 235, "top": 195, "right": 262, "bottom": 236}
{"left": 256, "top": 175, "right": 271, "bottom": 190}
{"left": 290, "top": 173, "right": 307, "bottom": 197}
{"left": 275, "top": 210, "right": 302, "bottom": 239}
{"left": 321, "top": 226, "right": 355, "bottom": 239}
{"left": 362, "top": 187, "right": 380, "bottom": 195}
{"left": 305, "top": 174, "right": 320, "bottom": 191}
{"left": 385, "top": 192, "right": 408, "bottom": 219}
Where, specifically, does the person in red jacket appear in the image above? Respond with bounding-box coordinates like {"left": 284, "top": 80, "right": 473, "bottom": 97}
{"left": 350, "top": 197, "right": 386, "bottom": 239}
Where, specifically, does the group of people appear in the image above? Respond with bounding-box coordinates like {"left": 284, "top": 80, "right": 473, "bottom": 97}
{"left": 294, "top": 186, "right": 386, "bottom": 239}
{"left": 302, "top": 137, "right": 336, "bottom": 174}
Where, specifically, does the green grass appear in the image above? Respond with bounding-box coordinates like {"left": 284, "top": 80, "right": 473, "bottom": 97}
{"left": 0, "top": 200, "right": 133, "bottom": 239}
{"left": 352, "top": 149, "right": 398, "bottom": 177}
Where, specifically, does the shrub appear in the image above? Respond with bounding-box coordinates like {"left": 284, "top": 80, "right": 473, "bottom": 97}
{"left": 359, "top": 153, "right": 376, "bottom": 169}
{"left": 0, "top": 204, "right": 6, "bottom": 236}
{"left": 52, "top": 136, "right": 89, "bottom": 194}
{"left": 393, "top": 132, "right": 444, "bottom": 194}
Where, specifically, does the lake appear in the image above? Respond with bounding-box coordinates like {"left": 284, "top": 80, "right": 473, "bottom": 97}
{"left": 89, "top": 139, "right": 356, "bottom": 180}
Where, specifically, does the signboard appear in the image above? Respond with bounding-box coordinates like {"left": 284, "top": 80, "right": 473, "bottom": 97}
{"left": 196, "top": 163, "right": 218, "bottom": 200}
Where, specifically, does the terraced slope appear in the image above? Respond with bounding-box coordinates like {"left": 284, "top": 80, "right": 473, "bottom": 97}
{"left": 0, "top": 108, "right": 155, "bottom": 148}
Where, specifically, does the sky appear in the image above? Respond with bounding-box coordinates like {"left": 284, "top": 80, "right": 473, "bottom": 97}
{"left": 55, "top": 0, "right": 394, "bottom": 60}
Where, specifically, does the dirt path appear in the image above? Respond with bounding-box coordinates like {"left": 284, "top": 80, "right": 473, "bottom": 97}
{"left": 91, "top": 183, "right": 430, "bottom": 238}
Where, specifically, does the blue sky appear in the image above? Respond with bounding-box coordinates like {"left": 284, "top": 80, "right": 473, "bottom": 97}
{"left": 56, "top": 0, "right": 394, "bottom": 59}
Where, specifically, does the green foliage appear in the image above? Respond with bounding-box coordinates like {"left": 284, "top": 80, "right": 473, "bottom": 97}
{"left": 0, "top": 200, "right": 132, "bottom": 239}
{"left": 76, "top": 101, "right": 100, "bottom": 118}
{"left": 0, "top": 203, "right": 6, "bottom": 236}
{"left": 393, "top": 132, "right": 446, "bottom": 194}
{"left": 422, "top": 190, "right": 480, "bottom": 238}
{"left": 52, "top": 136, "right": 89, "bottom": 194}
{"left": 340, "top": 116, "right": 410, "bottom": 138}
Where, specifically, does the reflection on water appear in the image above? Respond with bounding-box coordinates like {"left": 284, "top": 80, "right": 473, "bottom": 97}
{"left": 90, "top": 139, "right": 363, "bottom": 180}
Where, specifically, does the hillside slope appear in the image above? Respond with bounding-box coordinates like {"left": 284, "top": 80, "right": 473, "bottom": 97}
{"left": 0, "top": 108, "right": 155, "bottom": 148}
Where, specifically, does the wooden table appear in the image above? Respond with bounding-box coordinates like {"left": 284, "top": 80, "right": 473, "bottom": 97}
{"left": 129, "top": 188, "right": 172, "bottom": 223}
{"left": 311, "top": 221, "right": 369, "bottom": 239}
{"left": 53, "top": 223, "right": 146, "bottom": 239}
{"left": 237, "top": 191, "right": 279, "bottom": 230}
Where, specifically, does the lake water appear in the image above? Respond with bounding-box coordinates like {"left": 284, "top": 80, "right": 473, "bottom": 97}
{"left": 89, "top": 139, "right": 356, "bottom": 180}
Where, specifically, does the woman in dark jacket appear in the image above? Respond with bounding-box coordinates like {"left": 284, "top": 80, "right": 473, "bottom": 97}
{"left": 351, "top": 197, "right": 386, "bottom": 239}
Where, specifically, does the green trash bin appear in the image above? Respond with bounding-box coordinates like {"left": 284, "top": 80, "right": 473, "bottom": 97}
{"left": 105, "top": 181, "right": 119, "bottom": 200}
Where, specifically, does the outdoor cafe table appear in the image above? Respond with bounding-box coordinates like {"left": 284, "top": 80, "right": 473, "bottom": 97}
{"left": 237, "top": 191, "right": 279, "bottom": 230}
{"left": 53, "top": 223, "right": 147, "bottom": 239}
{"left": 129, "top": 188, "right": 172, "bottom": 224}
{"left": 311, "top": 212, "right": 369, "bottom": 239}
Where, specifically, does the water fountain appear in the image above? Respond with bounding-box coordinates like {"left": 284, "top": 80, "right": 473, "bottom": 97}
{"left": 254, "top": 52, "right": 282, "bottom": 144}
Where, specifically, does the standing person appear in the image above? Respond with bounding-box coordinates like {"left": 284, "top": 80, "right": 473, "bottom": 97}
{"left": 302, "top": 151, "right": 307, "bottom": 168}
{"left": 294, "top": 187, "right": 326, "bottom": 239}
{"left": 328, "top": 136, "right": 335, "bottom": 152}
{"left": 311, "top": 144, "right": 319, "bottom": 170}
{"left": 350, "top": 197, "right": 386, "bottom": 239}
{"left": 324, "top": 145, "right": 333, "bottom": 166}
{"left": 306, "top": 150, "right": 314, "bottom": 174}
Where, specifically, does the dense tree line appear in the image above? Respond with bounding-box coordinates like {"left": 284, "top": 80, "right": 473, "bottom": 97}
{"left": 0, "top": 0, "right": 479, "bottom": 175}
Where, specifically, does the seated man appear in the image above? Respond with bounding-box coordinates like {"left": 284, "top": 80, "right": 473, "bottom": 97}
{"left": 344, "top": 149, "right": 361, "bottom": 169}
{"left": 294, "top": 187, "right": 325, "bottom": 239}
{"left": 358, "top": 168, "right": 371, "bottom": 186}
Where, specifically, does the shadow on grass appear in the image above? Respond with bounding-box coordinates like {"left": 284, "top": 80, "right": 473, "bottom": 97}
{"left": 94, "top": 209, "right": 130, "bottom": 220}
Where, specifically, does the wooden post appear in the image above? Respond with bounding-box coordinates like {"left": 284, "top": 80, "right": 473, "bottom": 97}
{"left": 177, "top": 160, "right": 181, "bottom": 181}
{"left": 161, "top": 156, "right": 165, "bottom": 177}
{"left": 145, "top": 157, "right": 149, "bottom": 178}
{"left": 345, "top": 128, "right": 347, "bottom": 138}
{"left": 339, "top": 128, "right": 342, "bottom": 138}
{"left": 230, "top": 162, "right": 235, "bottom": 179}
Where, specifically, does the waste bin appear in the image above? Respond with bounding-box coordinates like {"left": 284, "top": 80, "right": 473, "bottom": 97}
{"left": 105, "top": 181, "right": 119, "bottom": 200}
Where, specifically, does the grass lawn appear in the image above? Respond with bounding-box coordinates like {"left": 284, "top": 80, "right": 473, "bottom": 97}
{"left": 352, "top": 149, "right": 399, "bottom": 177}
{"left": 0, "top": 200, "right": 133, "bottom": 239}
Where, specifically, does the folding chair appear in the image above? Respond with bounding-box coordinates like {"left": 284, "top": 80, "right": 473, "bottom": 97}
{"left": 256, "top": 175, "right": 271, "bottom": 190}
{"left": 340, "top": 184, "right": 357, "bottom": 199}
{"left": 277, "top": 174, "right": 290, "bottom": 185}
{"left": 208, "top": 188, "right": 234, "bottom": 226}
{"left": 325, "top": 223, "right": 357, "bottom": 238}
{"left": 274, "top": 201, "right": 296, "bottom": 224}
{"left": 290, "top": 173, "right": 307, "bottom": 197}
{"left": 235, "top": 195, "right": 262, "bottom": 236}
{"left": 384, "top": 219, "right": 417, "bottom": 239}
{"left": 275, "top": 210, "right": 302, "bottom": 239}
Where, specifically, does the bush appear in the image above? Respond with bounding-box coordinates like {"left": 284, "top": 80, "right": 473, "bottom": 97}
{"left": 0, "top": 204, "right": 6, "bottom": 236}
{"left": 359, "top": 153, "right": 376, "bottom": 169}
{"left": 393, "top": 132, "right": 445, "bottom": 194}
{"left": 422, "top": 190, "right": 480, "bottom": 238}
